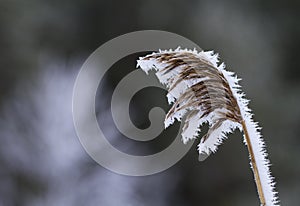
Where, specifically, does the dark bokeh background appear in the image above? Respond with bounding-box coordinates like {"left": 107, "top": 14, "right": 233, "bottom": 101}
{"left": 1, "top": 0, "right": 299, "bottom": 205}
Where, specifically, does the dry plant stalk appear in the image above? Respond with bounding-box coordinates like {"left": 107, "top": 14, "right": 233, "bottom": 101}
{"left": 137, "top": 48, "right": 279, "bottom": 206}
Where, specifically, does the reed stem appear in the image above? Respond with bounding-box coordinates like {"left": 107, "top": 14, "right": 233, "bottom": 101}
{"left": 241, "top": 120, "right": 266, "bottom": 206}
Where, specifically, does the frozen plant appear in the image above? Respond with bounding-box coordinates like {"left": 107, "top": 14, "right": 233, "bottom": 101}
{"left": 137, "top": 48, "right": 279, "bottom": 206}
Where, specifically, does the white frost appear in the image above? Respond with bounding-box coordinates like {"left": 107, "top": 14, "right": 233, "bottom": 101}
{"left": 137, "top": 48, "right": 279, "bottom": 205}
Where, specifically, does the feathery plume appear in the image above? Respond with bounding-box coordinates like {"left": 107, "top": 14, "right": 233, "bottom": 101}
{"left": 137, "top": 48, "right": 279, "bottom": 206}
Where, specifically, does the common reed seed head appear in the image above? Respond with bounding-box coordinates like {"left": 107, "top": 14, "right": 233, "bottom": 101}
{"left": 137, "top": 48, "right": 244, "bottom": 159}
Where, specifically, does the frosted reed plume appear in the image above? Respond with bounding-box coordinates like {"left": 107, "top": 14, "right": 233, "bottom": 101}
{"left": 137, "top": 48, "right": 279, "bottom": 206}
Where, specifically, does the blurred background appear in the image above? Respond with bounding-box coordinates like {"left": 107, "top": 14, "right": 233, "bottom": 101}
{"left": 0, "top": 0, "right": 299, "bottom": 205}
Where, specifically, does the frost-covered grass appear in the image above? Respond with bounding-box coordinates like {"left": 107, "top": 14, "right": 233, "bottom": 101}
{"left": 138, "top": 48, "right": 279, "bottom": 206}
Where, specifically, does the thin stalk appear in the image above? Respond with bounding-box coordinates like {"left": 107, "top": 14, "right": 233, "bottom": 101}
{"left": 241, "top": 120, "right": 266, "bottom": 206}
